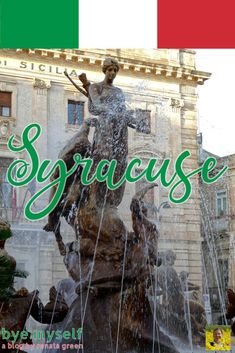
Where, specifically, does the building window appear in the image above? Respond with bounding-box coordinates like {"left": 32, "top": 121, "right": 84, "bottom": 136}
{"left": 0, "top": 158, "right": 14, "bottom": 210}
{"left": 216, "top": 190, "right": 227, "bottom": 216}
{"left": 135, "top": 109, "right": 151, "bottom": 134}
{"left": 68, "top": 100, "right": 84, "bottom": 125}
{"left": 0, "top": 92, "right": 12, "bottom": 117}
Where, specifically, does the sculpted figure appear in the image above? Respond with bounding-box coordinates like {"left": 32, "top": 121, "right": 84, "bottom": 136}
{"left": 127, "top": 183, "right": 159, "bottom": 278}
{"left": 0, "top": 219, "right": 29, "bottom": 302}
{"left": 179, "top": 270, "right": 200, "bottom": 294}
{"left": 157, "top": 250, "right": 183, "bottom": 310}
{"left": 157, "top": 250, "right": 206, "bottom": 343}
{"left": 87, "top": 57, "right": 129, "bottom": 208}
{"left": 43, "top": 58, "right": 135, "bottom": 253}
{"left": 56, "top": 278, "right": 77, "bottom": 307}
{"left": 75, "top": 59, "right": 133, "bottom": 248}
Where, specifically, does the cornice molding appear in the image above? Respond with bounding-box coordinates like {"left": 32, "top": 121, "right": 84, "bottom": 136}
{"left": 11, "top": 49, "right": 211, "bottom": 85}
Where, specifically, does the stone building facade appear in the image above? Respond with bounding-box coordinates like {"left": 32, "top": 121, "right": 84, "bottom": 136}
{"left": 200, "top": 148, "right": 235, "bottom": 322}
{"left": 0, "top": 49, "right": 210, "bottom": 302}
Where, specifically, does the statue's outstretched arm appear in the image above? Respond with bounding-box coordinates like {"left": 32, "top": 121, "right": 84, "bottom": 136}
{"left": 64, "top": 71, "right": 88, "bottom": 97}
{"left": 132, "top": 183, "right": 158, "bottom": 203}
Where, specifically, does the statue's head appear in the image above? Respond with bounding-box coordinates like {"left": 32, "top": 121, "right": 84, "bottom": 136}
{"left": 164, "top": 250, "right": 176, "bottom": 266}
{"left": 102, "top": 58, "right": 120, "bottom": 73}
{"left": 179, "top": 270, "right": 188, "bottom": 282}
{"left": 63, "top": 242, "right": 80, "bottom": 281}
{"left": 102, "top": 58, "right": 120, "bottom": 83}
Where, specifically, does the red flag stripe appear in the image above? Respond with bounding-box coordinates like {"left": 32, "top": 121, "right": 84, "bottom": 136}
{"left": 158, "top": 0, "right": 235, "bottom": 48}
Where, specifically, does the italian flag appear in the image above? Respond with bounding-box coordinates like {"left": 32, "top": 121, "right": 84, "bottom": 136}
{"left": 0, "top": 0, "right": 235, "bottom": 48}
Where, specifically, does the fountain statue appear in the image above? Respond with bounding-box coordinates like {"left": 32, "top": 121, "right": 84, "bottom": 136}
{"left": 156, "top": 250, "right": 206, "bottom": 346}
{"left": 41, "top": 58, "right": 184, "bottom": 353}
{"left": 42, "top": 185, "right": 179, "bottom": 353}
{"left": 41, "top": 58, "right": 209, "bottom": 352}
{"left": 1, "top": 58, "right": 207, "bottom": 353}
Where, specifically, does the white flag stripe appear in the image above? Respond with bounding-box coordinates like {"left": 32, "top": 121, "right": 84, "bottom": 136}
{"left": 79, "top": 0, "right": 157, "bottom": 48}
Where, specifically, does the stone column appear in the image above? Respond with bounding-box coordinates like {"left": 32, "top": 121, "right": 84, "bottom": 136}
{"left": 32, "top": 79, "right": 51, "bottom": 215}
{"left": 179, "top": 83, "right": 202, "bottom": 287}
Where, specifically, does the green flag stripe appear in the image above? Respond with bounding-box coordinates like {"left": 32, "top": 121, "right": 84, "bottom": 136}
{"left": 0, "top": 0, "right": 78, "bottom": 48}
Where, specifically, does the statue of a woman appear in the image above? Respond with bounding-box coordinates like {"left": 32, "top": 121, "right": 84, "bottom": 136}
{"left": 87, "top": 57, "right": 129, "bottom": 208}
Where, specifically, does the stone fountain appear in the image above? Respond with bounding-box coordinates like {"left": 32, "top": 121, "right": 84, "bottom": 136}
{"left": 41, "top": 58, "right": 206, "bottom": 352}
{"left": 0, "top": 58, "right": 206, "bottom": 353}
